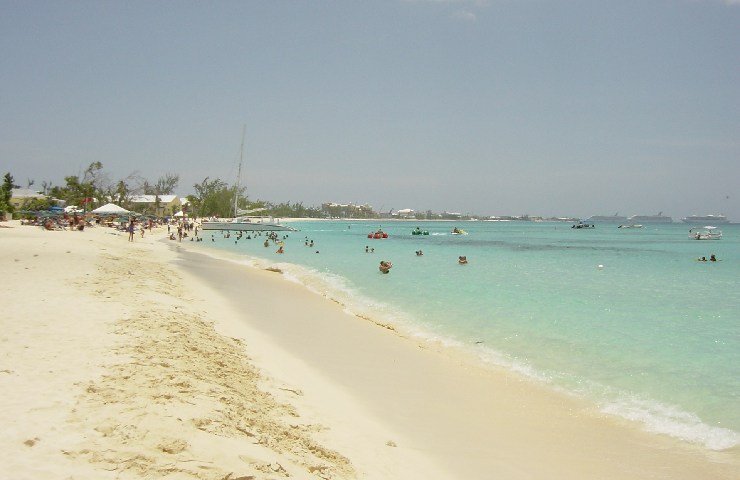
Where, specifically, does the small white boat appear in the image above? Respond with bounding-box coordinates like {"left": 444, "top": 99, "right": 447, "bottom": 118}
{"left": 618, "top": 224, "right": 643, "bottom": 229}
{"left": 202, "top": 214, "right": 295, "bottom": 232}
{"left": 689, "top": 226, "right": 722, "bottom": 240}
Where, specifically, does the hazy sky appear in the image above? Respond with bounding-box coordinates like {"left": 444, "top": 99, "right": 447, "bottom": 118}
{"left": 2, "top": 0, "right": 739, "bottom": 219}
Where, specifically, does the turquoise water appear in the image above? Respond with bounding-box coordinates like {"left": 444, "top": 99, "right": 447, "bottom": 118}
{"left": 194, "top": 220, "right": 740, "bottom": 450}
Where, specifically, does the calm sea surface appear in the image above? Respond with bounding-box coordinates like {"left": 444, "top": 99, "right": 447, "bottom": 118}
{"left": 192, "top": 220, "right": 740, "bottom": 450}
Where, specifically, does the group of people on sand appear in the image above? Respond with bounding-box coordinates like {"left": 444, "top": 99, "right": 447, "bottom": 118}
{"left": 698, "top": 254, "right": 718, "bottom": 262}
{"left": 34, "top": 214, "right": 87, "bottom": 231}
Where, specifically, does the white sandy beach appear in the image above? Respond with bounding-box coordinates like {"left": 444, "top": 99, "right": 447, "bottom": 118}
{"left": 1, "top": 220, "right": 738, "bottom": 479}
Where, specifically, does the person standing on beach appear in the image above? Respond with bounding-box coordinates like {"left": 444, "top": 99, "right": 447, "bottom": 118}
{"left": 128, "top": 220, "right": 135, "bottom": 242}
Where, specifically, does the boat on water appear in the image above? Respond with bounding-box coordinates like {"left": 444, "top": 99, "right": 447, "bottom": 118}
{"left": 586, "top": 213, "right": 627, "bottom": 223}
{"left": 412, "top": 227, "right": 429, "bottom": 235}
{"left": 681, "top": 214, "right": 729, "bottom": 224}
{"left": 689, "top": 226, "right": 722, "bottom": 240}
{"left": 451, "top": 227, "right": 467, "bottom": 235}
{"left": 201, "top": 128, "right": 295, "bottom": 233}
{"left": 627, "top": 212, "right": 673, "bottom": 223}
{"left": 368, "top": 229, "right": 389, "bottom": 239}
{"left": 572, "top": 220, "right": 595, "bottom": 229}
{"left": 618, "top": 224, "right": 643, "bottom": 229}
{"left": 201, "top": 212, "right": 295, "bottom": 233}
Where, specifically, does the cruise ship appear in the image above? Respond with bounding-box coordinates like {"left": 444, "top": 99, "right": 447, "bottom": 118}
{"left": 586, "top": 213, "right": 627, "bottom": 223}
{"left": 681, "top": 214, "right": 729, "bottom": 224}
{"left": 627, "top": 212, "right": 673, "bottom": 223}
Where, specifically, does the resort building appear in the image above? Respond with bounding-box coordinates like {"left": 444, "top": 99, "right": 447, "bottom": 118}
{"left": 128, "top": 194, "right": 182, "bottom": 217}
{"left": 395, "top": 208, "right": 415, "bottom": 219}
{"left": 321, "top": 202, "right": 376, "bottom": 218}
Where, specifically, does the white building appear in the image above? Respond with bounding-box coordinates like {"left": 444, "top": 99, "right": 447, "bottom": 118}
{"left": 395, "top": 208, "right": 415, "bottom": 218}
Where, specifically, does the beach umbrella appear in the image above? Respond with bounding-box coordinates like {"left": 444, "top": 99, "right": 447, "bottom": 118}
{"left": 92, "top": 203, "right": 129, "bottom": 214}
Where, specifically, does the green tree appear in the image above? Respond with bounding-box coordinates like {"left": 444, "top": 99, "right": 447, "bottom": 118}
{"left": 115, "top": 180, "right": 130, "bottom": 208}
{"left": 142, "top": 173, "right": 179, "bottom": 196}
{"left": 53, "top": 175, "right": 94, "bottom": 206}
{"left": 47, "top": 162, "right": 105, "bottom": 208}
{"left": 154, "top": 173, "right": 179, "bottom": 195}
{"left": 265, "top": 201, "right": 322, "bottom": 218}
{"left": 190, "top": 177, "right": 238, "bottom": 218}
{"left": 1, "top": 172, "right": 18, "bottom": 216}
{"left": 22, "top": 196, "right": 52, "bottom": 211}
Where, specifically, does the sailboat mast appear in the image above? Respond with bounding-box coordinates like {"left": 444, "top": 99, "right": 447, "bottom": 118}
{"left": 234, "top": 125, "right": 246, "bottom": 217}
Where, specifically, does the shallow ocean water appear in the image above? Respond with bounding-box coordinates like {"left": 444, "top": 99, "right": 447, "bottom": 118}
{"left": 193, "top": 220, "right": 740, "bottom": 450}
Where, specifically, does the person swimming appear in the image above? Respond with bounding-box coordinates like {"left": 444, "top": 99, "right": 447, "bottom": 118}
{"left": 379, "top": 260, "right": 392, "bottom": 274}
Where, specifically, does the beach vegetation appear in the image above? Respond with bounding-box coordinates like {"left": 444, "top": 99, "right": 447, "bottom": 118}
{"left": 265, "top": 201, "right": 323, "bottom": 219}
{"left": 142, "top": 173, "right": 179, "bottom": 196}
{"left": 1, "top": 172, "right": 19, "bottom": 217}
{"left": 186, "top": 177, "right": 327, "bottom": 219}
{"left": 38, "top": 164, "right": 179, "bottom": 215}
{"left": 113, "top": 180, "right": 131, "bottom": 208}
{"left": 188, "top": 177, "right": 239, "bottom": 218}
{"left": 50, "top": 174, "right": 98, "bottom": 208}
{"left": 47, "top": 162, "right": 114, "bottom": 208}
{"left": 17, "top": 196, "right": 53, "bottom": 212}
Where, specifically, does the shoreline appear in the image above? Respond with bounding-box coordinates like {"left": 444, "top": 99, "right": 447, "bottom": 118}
{"left": 1, "top": 220, "right": 738, "bottom": 479}
{"left": 171, "top": 235, "right": 740, "bottom": 479}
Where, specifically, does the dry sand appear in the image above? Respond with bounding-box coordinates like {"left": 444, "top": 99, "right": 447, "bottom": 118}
{"left": 1, "top": 220, "right": 738, "bottom": 479}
